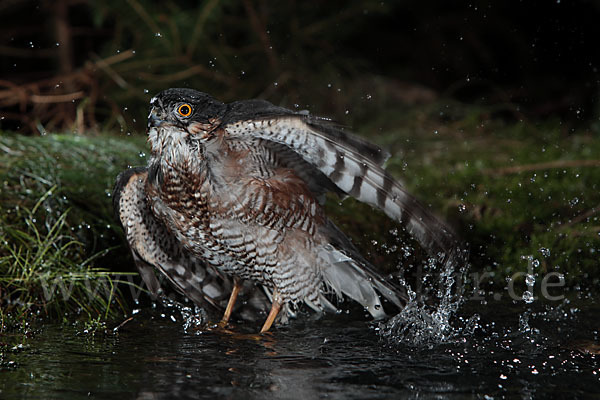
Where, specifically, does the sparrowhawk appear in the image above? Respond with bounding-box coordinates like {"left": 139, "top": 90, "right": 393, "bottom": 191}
{"left": 114, "top": 88, "right": 463, "bottom": 332}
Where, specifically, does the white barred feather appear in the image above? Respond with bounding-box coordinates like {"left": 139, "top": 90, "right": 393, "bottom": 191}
{"left": 224, "top": 116, "right": 463, "bottom": 267}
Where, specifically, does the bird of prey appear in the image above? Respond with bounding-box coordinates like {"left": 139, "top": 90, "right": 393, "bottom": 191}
{"left": 115, "top": 88, "right": 463, "bottom": 333}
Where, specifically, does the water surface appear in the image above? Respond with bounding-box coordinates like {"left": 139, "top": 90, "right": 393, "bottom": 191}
{"left": 1, "top": 297, "right": 598, "bottom": 399}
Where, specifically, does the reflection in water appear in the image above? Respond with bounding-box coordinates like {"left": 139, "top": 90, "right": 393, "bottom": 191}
{"left": 0, "top": 298, "right": 599, "bottom": 399}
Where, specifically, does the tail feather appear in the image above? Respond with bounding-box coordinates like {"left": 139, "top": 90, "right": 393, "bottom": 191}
{"left": 319, "top": 245, "right": 406, "bottom": 319}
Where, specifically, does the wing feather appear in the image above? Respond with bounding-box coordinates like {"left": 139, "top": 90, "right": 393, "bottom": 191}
{"left": 113, "top": 167, "right": 272, "bottom": 319}
{"left": 223, "top": 114, "right": 465, "bottom": 267}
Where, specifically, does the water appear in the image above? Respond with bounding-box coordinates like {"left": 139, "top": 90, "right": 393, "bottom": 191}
{"left": 1, "top": 297, "right": 598, "bottom": 399}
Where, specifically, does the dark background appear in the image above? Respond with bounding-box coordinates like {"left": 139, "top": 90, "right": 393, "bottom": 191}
{"left": 1, "top": 0, "right": 599, "bottom": 134}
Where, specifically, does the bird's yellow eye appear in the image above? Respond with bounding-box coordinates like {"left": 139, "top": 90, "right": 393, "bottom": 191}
{"left": 177, "top": 103, "right": 192, "bottom": 117}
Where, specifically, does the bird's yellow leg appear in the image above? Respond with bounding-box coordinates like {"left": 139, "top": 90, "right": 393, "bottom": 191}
{"left": 218, "top": 277, "right": 242, "bottom": 328}
{"left": 260, "top": 292, "right": 282, "bottom": 333}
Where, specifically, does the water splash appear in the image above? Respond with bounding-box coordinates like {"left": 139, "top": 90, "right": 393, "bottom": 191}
{"left": 379, "top": 249, "right": 477, "bottom": 346}
{"left": 154, "top": 296, "right": 207, "bottom": 333}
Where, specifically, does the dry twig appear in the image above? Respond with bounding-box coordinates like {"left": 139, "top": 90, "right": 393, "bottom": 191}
{"left": 0, "top": 50, "right": 134, "bottom": 133}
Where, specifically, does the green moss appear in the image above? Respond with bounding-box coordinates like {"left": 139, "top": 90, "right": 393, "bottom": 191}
{"left": 363, "top": 101, "right": 600, "bottom": 290}
{"left": 0, "top": 133, "right": 145, "bottom": 330}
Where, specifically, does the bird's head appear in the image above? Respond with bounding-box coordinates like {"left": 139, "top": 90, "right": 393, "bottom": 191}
{"left": 147, "top": 88, "right": 227, "bottom": 155}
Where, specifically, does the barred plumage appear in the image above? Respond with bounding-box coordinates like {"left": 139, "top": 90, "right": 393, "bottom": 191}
{"left": 115, "top": 87, "right": 464, "bottom": 332}
{"left": 113, "top": 167, "right": 276, "bottom": 322}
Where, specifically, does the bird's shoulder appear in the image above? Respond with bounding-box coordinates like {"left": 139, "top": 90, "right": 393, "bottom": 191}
{"left": 222, "top": 99, "right": 295, "bottom": 125}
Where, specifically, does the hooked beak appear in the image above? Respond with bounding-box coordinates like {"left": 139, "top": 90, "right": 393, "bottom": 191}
{"left": 147, "top": 108, "right": 165, "bottom": 129}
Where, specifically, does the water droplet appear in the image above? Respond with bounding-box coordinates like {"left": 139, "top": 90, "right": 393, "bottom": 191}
{"left": 144, "top": 89, "right": 149, "bottom": 94}
{"left": 523, "top": 290, "right": 534, "bottom": 303}
{"left": 155, "top": 32, "right": 162, "bottom": 37}
{"left": 525, "top": 274, "right": 535, "bottom": 286}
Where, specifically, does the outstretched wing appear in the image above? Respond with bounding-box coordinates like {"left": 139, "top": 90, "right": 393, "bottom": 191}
{"left": 258, "top": 140, "right": 345, "bottom": 204}
{"left": 113, "top": 167, "right": 271, "bottom": 321}
{"left": 221, "top": 102, "right": 465, "bottom": 268}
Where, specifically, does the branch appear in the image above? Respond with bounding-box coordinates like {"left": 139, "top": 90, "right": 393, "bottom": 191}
{"left": 242, "top": 0, "right": 278, "bottom": 70}
{"left": 560, "top": 204, "right": 600, "bottom": 230}
{"left": 30, "top": 92, "right": 85, "bottom": 103}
